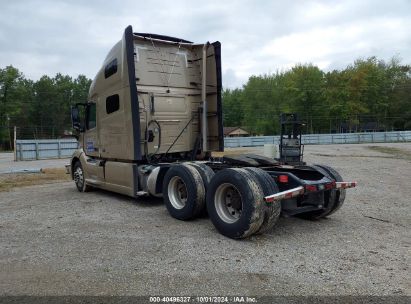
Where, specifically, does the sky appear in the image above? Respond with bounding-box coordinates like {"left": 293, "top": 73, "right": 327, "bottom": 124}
{"left": 0, "top": 0, "right": 410, "bottom": 88}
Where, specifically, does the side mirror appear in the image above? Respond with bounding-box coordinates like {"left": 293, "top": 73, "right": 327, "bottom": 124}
{"left": 71, "top": 106, "right": 84, "bottom": 132}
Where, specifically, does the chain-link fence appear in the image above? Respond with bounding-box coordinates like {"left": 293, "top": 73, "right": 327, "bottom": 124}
{"left": 0, "top": 126, "right": 75, "bottom": 151}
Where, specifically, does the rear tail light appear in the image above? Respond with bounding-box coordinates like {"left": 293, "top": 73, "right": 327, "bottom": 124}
{"left": 278, "top": 175, "right": 289, "bottom": 183}
{"left": 305, "top": 185, "right": 317, "bottom": 192}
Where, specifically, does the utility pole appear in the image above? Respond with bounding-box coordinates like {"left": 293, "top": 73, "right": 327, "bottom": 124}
{"left": 7, "top": 115, "right": 12, "bottom": 150}
{"left": 13, "top": 126, "right": 17, "bottom": 161}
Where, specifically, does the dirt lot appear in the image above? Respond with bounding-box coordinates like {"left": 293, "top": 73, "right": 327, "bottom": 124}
{"left": 0, "top": 143, "right": 410, "bottom": 296}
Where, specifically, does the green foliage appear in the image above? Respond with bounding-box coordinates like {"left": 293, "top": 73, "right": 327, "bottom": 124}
{"left": 222, "top": 88, "right": 243, "bottom": 127}
{"left": 1, "top": 55, "right": 410, "bottom": 149}
{"left": 0, "top": 66, "right": 91, "bottom": 149}
{"left": 222, "top": 57, "right": 411, "bottom": 135}
{"left": 284, "top": 64, "right": 326, "bottom": 133}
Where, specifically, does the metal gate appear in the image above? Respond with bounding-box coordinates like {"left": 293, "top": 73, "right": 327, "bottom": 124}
{"left": 15, "top": 139, "right": 79, "bottom": 161}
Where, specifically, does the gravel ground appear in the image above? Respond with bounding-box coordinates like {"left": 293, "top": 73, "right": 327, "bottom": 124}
{"left": 0, "top": 143, "right": 410, "bottom": 296}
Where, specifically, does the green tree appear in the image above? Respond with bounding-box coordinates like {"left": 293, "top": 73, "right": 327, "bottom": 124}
{"left": 284, "top": 64, "right": 326, "bottom": 133}
{"left": 222, "top": 88, "right": 244, "bottom": 127}
{"left": 0, "top": 66, "right": 33, "bottom": 149}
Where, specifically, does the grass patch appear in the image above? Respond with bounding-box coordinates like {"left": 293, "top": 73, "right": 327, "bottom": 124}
{"left": 367, "top": 146, "right": 411, "bottom": 161}
{"left": 0, "top": 168, "right": 70, "bottom": 192}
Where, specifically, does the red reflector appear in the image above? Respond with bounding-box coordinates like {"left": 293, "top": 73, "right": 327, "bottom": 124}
{"left": 305, "top": 185, "right": 317, "bottom": 192}
{"left": 278, "top": 175, "right": 289, "bottom": 183}
{"left": 325, "top": 181, "right": 336, "bottom": 190}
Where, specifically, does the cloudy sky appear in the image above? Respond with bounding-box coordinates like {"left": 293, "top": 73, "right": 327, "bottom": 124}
{"left": 1, "top": 0, "right": 410, "bottom": 88}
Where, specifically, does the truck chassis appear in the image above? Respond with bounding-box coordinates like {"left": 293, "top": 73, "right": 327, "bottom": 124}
{"left": 69, "top": 26, "right": 356, "bottom": 239}
{"left": 71, "top": 153, "right": 356, "bottom": 239}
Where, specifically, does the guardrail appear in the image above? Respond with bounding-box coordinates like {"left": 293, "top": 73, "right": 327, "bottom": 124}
{"left": 15, "top": 139, "right": 79, "bottom": 161}
{"left": 224, "top": 131, "right": 411, "bottom": 148}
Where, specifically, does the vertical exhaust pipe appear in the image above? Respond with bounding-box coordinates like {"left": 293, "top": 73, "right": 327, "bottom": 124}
{"left": 202, "top": 43, "right": 209, "bottom": 152}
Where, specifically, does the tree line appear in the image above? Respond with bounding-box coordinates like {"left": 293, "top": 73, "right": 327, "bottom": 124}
{"left": 223, "top": 56, "right": 411, "bottom": 135}
{"left": 0, "top": 66, "right": 91, "bottom": 149}
{"left": 1, "top": 56, "right": 410, "bottom": 150}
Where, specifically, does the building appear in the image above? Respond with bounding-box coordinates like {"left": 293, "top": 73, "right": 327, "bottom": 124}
{"left": 223, "top": 127, "right": 250, "bottom": 137}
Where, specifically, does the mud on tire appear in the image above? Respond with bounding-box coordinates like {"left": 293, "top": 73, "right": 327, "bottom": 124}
{"left": 183, "top": 162, "right": 214, "bottom": 191}
{"left": 183, "top": 162, "right": 215, "bottom": 216}
{"left": 163, "top": 164, "right": 205, "bottom": 220}
{"left": 206, "top": 168, "right": 265, "bottom": 239}
{"left": 244, "top": 167, "right": 281, "bottom": 234}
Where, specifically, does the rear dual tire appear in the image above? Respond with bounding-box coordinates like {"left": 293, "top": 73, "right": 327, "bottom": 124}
{"left": 185, "top": 162, "right": 215, "bottom": 191}
{"left": 244, "top": 167, "right": 281, "bottom": 234}
{"left": 184, "top": 162, "right": 214, "bottom": 216}
{"left": 164, "top": 164, "right": 281, "bottom": 238}
{"left": 163, "top": 164, "right": 206, "bottom": 220}
{"left": 206, "top": 168, "right": 277, "bottom": 239}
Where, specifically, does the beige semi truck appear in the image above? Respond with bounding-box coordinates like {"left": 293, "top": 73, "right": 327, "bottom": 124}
{"left": 69, "top": 25, "right": 356, "bottom": 239}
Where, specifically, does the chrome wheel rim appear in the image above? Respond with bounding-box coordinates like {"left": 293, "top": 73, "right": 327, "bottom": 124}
{"left": 168, "top": 176, "right": 188, "bottom": 209}
{"left": 214, "top": 183, "right": 242, "bottom": 223}
{"left": 74, "top": 166, "right": 84, "bottom": 187}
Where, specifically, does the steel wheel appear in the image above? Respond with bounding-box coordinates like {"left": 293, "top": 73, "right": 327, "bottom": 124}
{"left": 73, "top": 161, "right": 91, "bottom": 192}
{"left": 206, "top": 168, "right": 265, "bottom": 239}
{"left": 168, "top": 176, "right": 188, "bottom": 209}
{"left": 214, "top": 183, "right": 243, "bottom": 224}
{"left": 163, "top": 164, "right": 205, "bottom": 220}
{"left": 74, "top": 166, "right": 84, "bottom": 188}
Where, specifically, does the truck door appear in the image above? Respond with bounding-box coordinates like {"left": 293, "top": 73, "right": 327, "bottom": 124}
{"left": 84, "top": 102, "right": 99, "bottom": 157}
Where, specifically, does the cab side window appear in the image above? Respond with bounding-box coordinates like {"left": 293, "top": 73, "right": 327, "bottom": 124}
{"left": 86, "top": 103, "right": 96, "bottom": 129}
{"left": 106, "top": 94, "right": 120, "bottom": 114}
{"left": 104, "top": 58, "right": 117, "bottom": 79}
